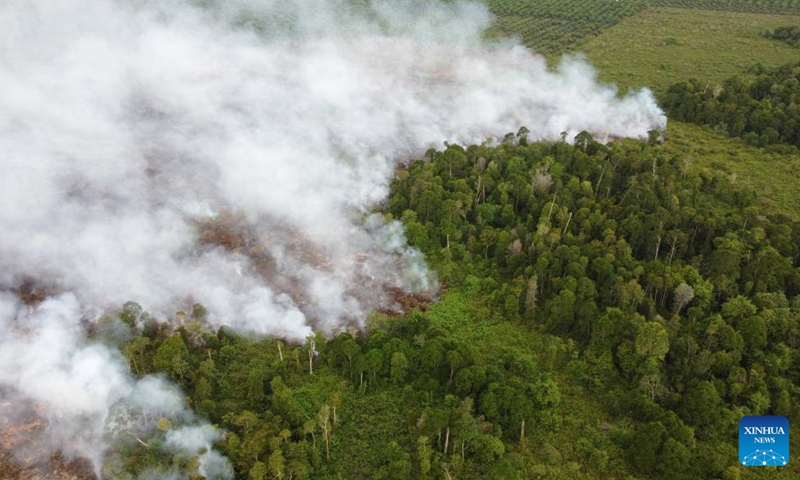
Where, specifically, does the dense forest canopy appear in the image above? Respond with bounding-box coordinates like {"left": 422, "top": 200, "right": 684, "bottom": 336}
{"left": 103, "top": 128, "right": 800, "bottom": 479}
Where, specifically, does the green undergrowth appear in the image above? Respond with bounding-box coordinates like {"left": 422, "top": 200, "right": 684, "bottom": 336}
{"left": 663, "top": 121, "right": 800, "bottom": 220}
{"left": 582, "top": 7, "right": 800, "bottom": 93}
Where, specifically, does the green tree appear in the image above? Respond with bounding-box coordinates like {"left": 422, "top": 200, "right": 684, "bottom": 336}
{"left": 390, "top": 352, "right": 409, "bottom": 385}
{"left": 270, "top": 377, "right": 303, "bottom": 427}
{"left": 152, "top": 335, "right": 191, "bottom": 382}
{"left": 194, "top": 376, "right": 212, "bottom": 404}
{"left": 364, "top": 349, "right": 384, "bottom": 385}
{"left": 247, "top": 364, "right": 267, "bottom": 406}
{"left": 268, "top": 449, "right": 285, "bottom": 480}
{"left": 635, "top": 321, "right": 670, "bottom": 375}
{"left": 249, "top": 461, "right": 268, "bottom": 480}
{"left": 737, "top": 315, "right": 767, "bottom": 357}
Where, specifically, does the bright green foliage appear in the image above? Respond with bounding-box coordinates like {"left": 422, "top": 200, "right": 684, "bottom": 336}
{"left": 248, "top": 461, "right": 267, "bottom": 480}
{"left": 152, "top": 334, "right": 191, "bottom": 383}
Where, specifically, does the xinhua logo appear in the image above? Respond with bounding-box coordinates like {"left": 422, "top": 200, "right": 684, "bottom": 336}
{"left": 739, "top": 416, "right": 789, "bottom": 466}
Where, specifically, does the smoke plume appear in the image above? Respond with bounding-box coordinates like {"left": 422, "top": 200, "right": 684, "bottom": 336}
{"left": 0, "top": 0, "right": 666, "bottom": 476}
{"left": 0, "top": 293, "right": 234, "bottom": 478}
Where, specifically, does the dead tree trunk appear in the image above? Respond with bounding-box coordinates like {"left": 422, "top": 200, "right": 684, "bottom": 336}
{"left": 562, "top": 211, "right": 573, "bottom": 236}
{"left": 308, "top": 338, "right": 315, "bottom": 375}
{"left": 654, "top": 222, "right": 664, "bottom": 261}
{"left": 668, "top": 235, "right": 678, "bottom": 265}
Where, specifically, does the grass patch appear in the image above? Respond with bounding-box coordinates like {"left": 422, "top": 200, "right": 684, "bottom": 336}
{"left": 652, "top": 0, "right": 800, "bottom": 15}
{"left": 574, "top": 7, "right": 800, "bottom": 221}
{"left": 423, "top": 283, "right": 550, "bottom": 360}
{"left": 581, "top": 7, "right": 800, "bottom": 93}
{"left": 661, "top": 121, "right": 800, "bottom": 219}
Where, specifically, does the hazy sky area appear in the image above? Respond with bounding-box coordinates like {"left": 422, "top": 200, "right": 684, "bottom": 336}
{"left": 0, "top": 0, "right": 666, "bottom": 477}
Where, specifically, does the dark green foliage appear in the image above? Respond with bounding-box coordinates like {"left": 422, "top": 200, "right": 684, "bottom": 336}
{"left": 765, "top": 25, "right": 800, "bottom": 48}
{"left": 113, "top": 133, "right": 800, "bottom": 479}
{"left": 662, "top": 62, "right": 800, "bottom": 149}
{"left": 383, "top": 133, "right": 800, "bottom": 478}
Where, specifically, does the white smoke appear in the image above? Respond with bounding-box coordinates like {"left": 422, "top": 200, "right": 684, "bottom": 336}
{"left": 0, "top": 293, "right": 233, "bottom": 478}
{"left": 0, "top": 0, "right": 665, "bottom": 476}
{"left": 165, "top": 425, "right": 232, "bottom": 480}
{"left": 0, "top": 0, "right": 665, "bottom": 338}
